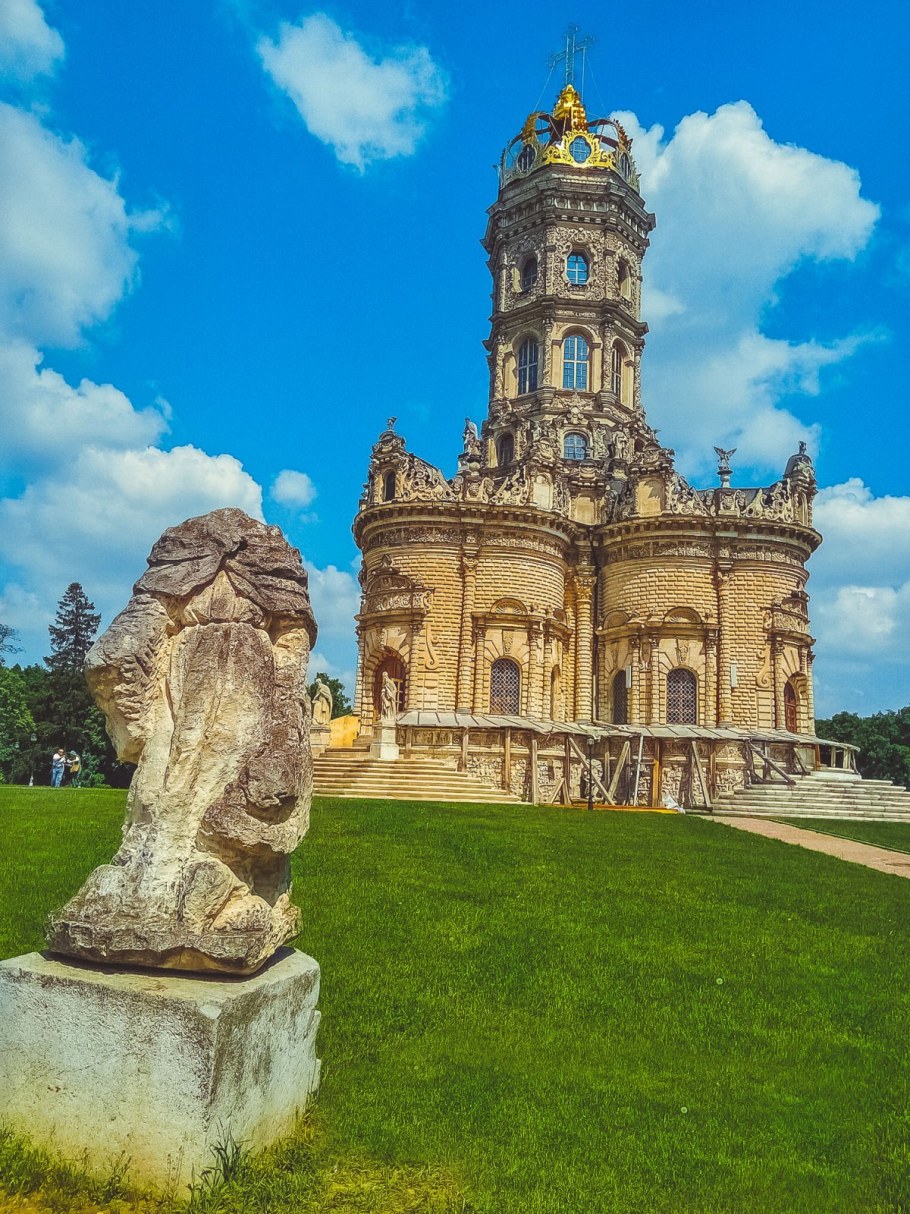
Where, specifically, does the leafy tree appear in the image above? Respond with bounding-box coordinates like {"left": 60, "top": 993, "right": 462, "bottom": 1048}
{"left": 816, "top": 708, "right": 910, "bottom": 789}
{"left": 307, "top": 672, "right": 353, "bottom": 718}
{"left": 0, "top": 667, "right": 36, "bottom": 782}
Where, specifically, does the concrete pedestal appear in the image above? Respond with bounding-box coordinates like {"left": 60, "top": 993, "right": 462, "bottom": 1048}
{"left": 0, "top": 948, "right": 320, "bottom": 1191}
{"left": 310, "top": 723, "right": 331, "bottom": 756}
{"left": 369, "top": 724, "right": 400, "bottom": 761}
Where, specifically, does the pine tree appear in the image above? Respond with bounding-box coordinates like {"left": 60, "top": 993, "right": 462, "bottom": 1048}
{"left": 42, "top": 584, "right": 105, "bottom": 774}
{"left": 46, "top": 583, "right": 101, "bottom": 673}
{"left": 0, "top": 623, "right": 19, "bottom": 666}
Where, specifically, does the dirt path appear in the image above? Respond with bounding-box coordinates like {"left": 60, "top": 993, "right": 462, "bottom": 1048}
{"left": 709, "top": 816, "right": 910, "bottom": 879}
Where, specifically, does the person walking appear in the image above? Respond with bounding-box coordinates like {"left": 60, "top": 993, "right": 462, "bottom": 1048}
{"left": 51, "top": 747, "right": 66, "bottom": 788}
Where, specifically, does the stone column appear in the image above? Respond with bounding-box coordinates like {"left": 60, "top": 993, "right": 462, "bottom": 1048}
{"left": 628, "top": 634, "right": 641, "bottom": 725}
{"left": 543, "top": 624, "right": 556, "bottom": 719}
{"left": 527, "top": 620, "right": 544, "bottom": 716}
{"left": 772, "top": 637, "right": 785, "bottom": 728}
{"left": 704, "top": 634, "right": 718, "bottom": 727}
{"left": 456, "top": 545, "right": 479, "bottom": 712}
{"left": 643, "top": 632, "right": 657, "bottom": 724}
{"left": 715, "top": 565, "right": 733, "bottom": 726}
{"left": 472, "top": 622, "right": 486, "bottom": 712}
{"left": 574, "top": 567, "right": 596, "bottom": 721}
{"left": 806, "top": 648, "right": 816, "bottom": 727}
{"left": 354, "top": 625, "right": 368, "bottom": 727}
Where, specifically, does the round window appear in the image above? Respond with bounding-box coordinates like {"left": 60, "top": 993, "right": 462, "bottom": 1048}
{"left": 569, "top": 136, "right": 591, "bottom": 163}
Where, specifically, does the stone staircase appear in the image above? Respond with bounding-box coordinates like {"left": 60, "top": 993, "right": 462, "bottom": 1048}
{"left": 312, "top": 748, "right": 522, "bottom": 804}
{"left": 712, "top": 770, "right": 910, "bottom": 821}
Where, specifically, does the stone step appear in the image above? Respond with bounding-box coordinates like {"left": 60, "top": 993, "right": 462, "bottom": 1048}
{"left": 715, "top": 810, "right": 910, "bottom": 822}
{"left": 312, "top": 749, "right": 521, "bottom": 803}
{"left": 711, "top": 770, "right": 910, "bottom": 822}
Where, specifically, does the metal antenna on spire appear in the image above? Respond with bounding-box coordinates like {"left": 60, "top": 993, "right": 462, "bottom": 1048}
{"left": 547, "top": 24, "right": 595, "bottom": 87}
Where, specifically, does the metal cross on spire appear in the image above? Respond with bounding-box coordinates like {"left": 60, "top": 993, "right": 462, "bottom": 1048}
{"left": 548, "top": 24, "right": 595, "bottom": 87}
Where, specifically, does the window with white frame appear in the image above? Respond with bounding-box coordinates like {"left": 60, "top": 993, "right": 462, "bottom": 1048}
{"left": 563, "top": 432, "right": 588, "bottom": 460}
{"left": 566, "top": 252, "right": 589, "bottom": 284}
{"left": 563, "top": 334, "right": 589, "bottom": 390}
{"left": 517, "top": 337, "right": 539, "bottom": 394}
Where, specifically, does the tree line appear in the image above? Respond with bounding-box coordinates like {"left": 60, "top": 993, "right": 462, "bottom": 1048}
{"left": 816, "top": 709, "right": 910, "bottom": 789}
{"left": 0, "top": 584, "right": 352, "bottom": 788}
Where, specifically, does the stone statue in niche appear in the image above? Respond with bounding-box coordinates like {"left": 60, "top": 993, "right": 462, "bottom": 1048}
{"left": 46, "top": 508, "right": 317, "bottom": 976}
{"left": 380, "top": 670, "right": 398, "bottom": 724}
{"left": 311, "top": 676, "right": 333, "bottom": 726}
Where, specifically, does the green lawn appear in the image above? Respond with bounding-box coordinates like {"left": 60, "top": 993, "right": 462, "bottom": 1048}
{"left": 2, "top": 787, "right": 910, "bottom": 1213}
{"left": 775, "top": 817, "right": 910, "bottom": 854}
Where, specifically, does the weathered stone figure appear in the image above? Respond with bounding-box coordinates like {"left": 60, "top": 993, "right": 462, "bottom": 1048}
{"left": 47, "top": 508, "right": 317, "bottom": 975}
{"left": 311, "top": 675, "right": 333, "bottom": 726}
{"left": 380, "top": 670, "right": 398, "bottom": 724}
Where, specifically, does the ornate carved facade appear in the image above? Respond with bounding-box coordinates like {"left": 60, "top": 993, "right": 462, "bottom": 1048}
{"left": 352, "top": 84, "right": 821, "bottom": 765}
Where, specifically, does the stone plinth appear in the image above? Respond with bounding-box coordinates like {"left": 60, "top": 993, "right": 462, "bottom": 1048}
{"left": 310, "top": 723, "right": 332, "bottom": 757}
{"left": 369, "top": 724, "right": 400, "bottom": 761}
{"left": 0, "top": 948, "right": 320, "bottom": 1191}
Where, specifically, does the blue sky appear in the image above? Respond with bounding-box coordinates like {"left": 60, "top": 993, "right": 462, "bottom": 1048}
{"left": 1, "top": 0, "right": 908, "bottom": 716}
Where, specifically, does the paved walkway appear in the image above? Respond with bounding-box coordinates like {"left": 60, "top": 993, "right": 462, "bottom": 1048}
{"left": 710, "top": 816, "right": 910, "bottom": 880}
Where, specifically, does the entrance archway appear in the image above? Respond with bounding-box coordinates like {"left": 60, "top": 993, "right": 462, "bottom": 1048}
{"left": 373, "top": 654, "right": 407, "bottom": 720}
{"left": 784, "top": 680, "right": 798, "bottom": 732}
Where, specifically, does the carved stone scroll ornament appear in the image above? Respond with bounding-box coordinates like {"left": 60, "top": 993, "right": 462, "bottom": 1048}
{"left": 47, "top": 509, "right": 317, "bottom": 976}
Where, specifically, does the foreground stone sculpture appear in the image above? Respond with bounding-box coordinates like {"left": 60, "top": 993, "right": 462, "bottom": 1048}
{"left": 1, "top": 509, "right": 322, "bottom": 1190}
{"left": 48, "top": 507, "right": 317, "bottom": 974}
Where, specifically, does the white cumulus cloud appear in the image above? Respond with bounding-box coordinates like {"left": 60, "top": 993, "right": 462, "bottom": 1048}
{"left": 301, "top": 561, "right": 360, "bottom": 698}
{"left": 0, "top": 0, "right": 63, "bottom": 82}
{"left": 0, "top": 26, "right": 272, "bottom": 666}
{"left": 0, "top": 341, "right": 168, "bottom": 474}
{"left": 0, "top": 103, "right": 167, "bottom": 347}
{"left": 617, "top": 101, "right": 880, "bottom": 475}
{"left": 257, "top": 13, "right": 447, "bottom": 170}
{"left": 271, "top": 468, "right": 317, "bottom": 508}
{"left": 809, "top": 480, "right": 910, "bottom": 712}
{"left": 0, "top": 444, "right": 263, "bottom": 601}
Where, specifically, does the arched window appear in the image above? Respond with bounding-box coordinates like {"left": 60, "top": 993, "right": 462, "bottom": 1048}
{"left": 612, "top": 670, "right": 628, "bottom": 725}
{"left": 784, "top": 680, "right": 798, "bottom": 732}
{"left": 563, "top": 334, "right": 589, "bottom": 390}
{"left": 566, "top": 252, "right": 589, "bottom": 284}
{"left": 667, "top": 669, "right": 698, "bottom": 725}
{"left": 611, "top": 343, "right": 624, "bottom": 397}
{"left": 490, "top": 658, "right": 521, "bottom": 715}
{"left": 517, "top": 337, "right": 538, "bottom": 394}
{"left": 611, "top": 342, "right": 632, "bottom": 405}
{"left": 382, "top": 471, "right": 396, "bottom": 502}
{"left": 618, "top": 259, "right": 632, "bottom": 300}
{"left": 563, "top": 432, "right": 588, "bottom": 460}
{"left": 497, "top": 433, "right": 514, "bottom": 466}
{"left": 516, "top": 143, "right": 535, "bottom": 172}
{"left": 520, "top": 256, "right": 538, "bottom": 291}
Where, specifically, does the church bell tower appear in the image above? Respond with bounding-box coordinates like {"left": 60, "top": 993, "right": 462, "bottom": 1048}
{"left": 477, "top": 75, "right": 655, "bottom": 515}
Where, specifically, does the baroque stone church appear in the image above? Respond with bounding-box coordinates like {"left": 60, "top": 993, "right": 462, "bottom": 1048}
{"left": 346, "top": 81, "right": 835, "bottom": 806}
